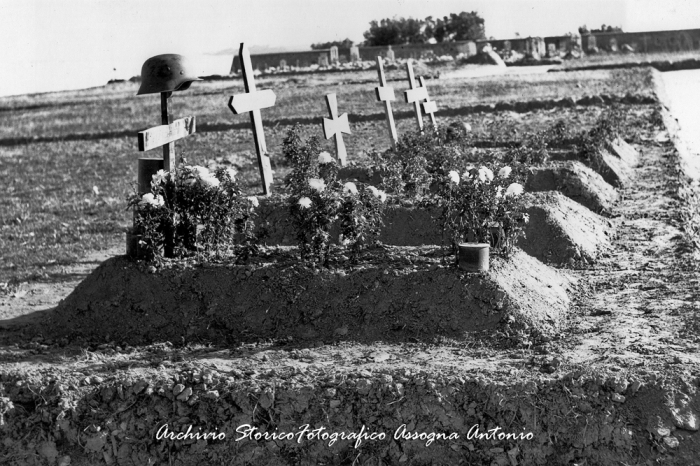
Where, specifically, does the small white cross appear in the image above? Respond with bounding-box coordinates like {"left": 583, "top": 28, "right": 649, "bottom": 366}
{"left": 322, "top": 93, "right": 351, "bottom": 166}
{"left": 374, "top": 56, "right": 398, "bottom": 146}
{"left": 228, "top": 43, "right": 277, "bottom": 195}
{"left": 403, "top": 59, "right": 428, "bottom": 132}
{"left": 419, "top": 76, "right": 438, "bottom": 129}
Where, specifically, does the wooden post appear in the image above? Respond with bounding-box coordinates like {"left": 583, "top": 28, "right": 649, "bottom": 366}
{"left": 137, "top": 96, "right": 196, "bottom": 258}
{"left": 403, "top": 59, "right": 428, "bottom": 133}
{"left": 228, "top": 43, "right": 276, "bottom": 195}
{"left": 160, "top": 92, "right": 174, "bottom": 172}
{"left": 322, "top": 93, "right": 351, "bottom": 166}
{"left": 419, "top": 76, "right": 438, "bottom": 129}
{"left": 374, "top": 56, "right": 398, "bottom": 146}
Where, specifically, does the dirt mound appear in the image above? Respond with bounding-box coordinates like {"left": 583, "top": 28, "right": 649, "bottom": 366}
{"left": 525, "top": 161, "right": 619, "bottom": 214}
{"left": 40, "top": 249, "right": 573, "bottom": 346}
{"left": 589, "top": 147, "right": 635, "bottom": 188}
{"left": 519, "top": 191, "right": 614, "bottom": 265}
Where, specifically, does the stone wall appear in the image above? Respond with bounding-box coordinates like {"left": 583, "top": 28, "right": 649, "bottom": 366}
{"left": 230, "top": 28, "right": 700, "bottom": 73}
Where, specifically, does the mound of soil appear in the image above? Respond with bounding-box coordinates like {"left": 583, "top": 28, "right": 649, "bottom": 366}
{"left": 525, "top": 161, "right": 619, "bottom": 214}
{"left": 3, "top": 349, "right": 698, "bottom": 466}
{"left": 40, "top": 249, "right": 573, "bottom": 346}
{"left": 519, "top": 191, "right": 614, "bottom": 265}
{"left": 589, "top": 147, "right": 635, "bottom": 188}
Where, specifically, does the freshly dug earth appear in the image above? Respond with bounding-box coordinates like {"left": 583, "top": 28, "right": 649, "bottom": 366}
{"left": 519, "top": 191, "right": 614, "bottom": 265}
{"left": 2, "top": 84, "right": 700, "bottom": 465}
{"left": 38, "top": 249, "right": 573, "bottom": 346}
{"left": 256, "top": 192, "right": 614, "bottom": 266}
{"left": 525, "top": 161, "right": 619, "bottom": 214}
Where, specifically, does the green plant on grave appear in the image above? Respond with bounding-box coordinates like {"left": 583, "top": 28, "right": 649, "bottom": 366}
{"left": 437, "top": 164, "right": 529, "bottom": 260}
{"left": 504, "top": 129, "right": 550, "bottom": 166}
{"left": 283, "top": 125, "right": 385, "bottom": 265}
{"left": 371, "top": 124, "right": 474, "bottom": 198}
{"left": 577, "top": 105, "right": 625, "bottom": 166}
{"left": 127, "top": 161, "right": 258, "bottom": 262}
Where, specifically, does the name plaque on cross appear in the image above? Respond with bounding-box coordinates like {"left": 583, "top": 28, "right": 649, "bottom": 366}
{"left": 228, "top": 43, "right": 276, "bottom": 195}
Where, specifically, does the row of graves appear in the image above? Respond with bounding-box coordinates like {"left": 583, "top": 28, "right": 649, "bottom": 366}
{"left": 49, "top": 43, "right": 640, "bottom": 349}
{"left": 6, "top": 42, "right": 682, "bottom": 466}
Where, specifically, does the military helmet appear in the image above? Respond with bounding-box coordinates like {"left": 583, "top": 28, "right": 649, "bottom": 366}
{"left": 137, "top": 54, "right": 202, "bottom": 95}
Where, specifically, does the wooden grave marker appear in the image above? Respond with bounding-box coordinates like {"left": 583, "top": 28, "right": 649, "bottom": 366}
{"left": 403, "top": 59, "right": 428, "bottom": 132}
{"left": 136, "top": 91, "right": 197, "bottom": 258}
{"left": 137, "top": 92, "right": 196, "bottom": 172}
{"left": 228, "top": 43, "right": 276, "bottom": 195}
{"left": 418, "top": 76, "right": 438, "bottom": 129}
{"left": 322, "top": 93, "right": 351, "bottom": 166}
{"left": 374, "top": 56, "right": 398, "bottom": 146}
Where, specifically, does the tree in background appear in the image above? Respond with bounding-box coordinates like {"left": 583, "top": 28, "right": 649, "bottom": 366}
{"left": 310, "top": 39, "right": 355, "bottom": 50}
{"left": 579, "top": 24, "right": 623, "bottom": 34}
{"left": 363, "top": 12, "right": 486, "bottom": 46}
{"left": 363, "top": 17, "right": 425, "bottom": 46}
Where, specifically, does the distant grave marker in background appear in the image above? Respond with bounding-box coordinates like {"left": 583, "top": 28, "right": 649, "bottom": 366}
{"left": 322, "top": 93, "right": 351, "bottom": 166}
{"left": 318, "top": 54, "right": 329, "bottom": 67}
{"left": 350, "top": 45, "right": 360, "bottom": 62}
{"left": 228, "top": 43, "right": 276, "bottom": 195}
{"left": 374, "top": 56, "right": 398, "bottom": 146}
{"left": 330, "top": 46, "right": 339, "bottom": 63}
{"left": 386, "top": 45, "right": 395, "bottom": 62}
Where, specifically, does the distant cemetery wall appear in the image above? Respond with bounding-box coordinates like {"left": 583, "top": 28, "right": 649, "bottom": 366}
{"left": 230, "top": 28, "right": 700, "bottom": 73}
{"left": 583, "top": 28, "right": 700, "bottom": 53}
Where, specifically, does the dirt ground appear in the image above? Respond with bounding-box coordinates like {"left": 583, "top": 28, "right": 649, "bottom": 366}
{"left": 1, "top": 73, "right": 699, "bottom": 465}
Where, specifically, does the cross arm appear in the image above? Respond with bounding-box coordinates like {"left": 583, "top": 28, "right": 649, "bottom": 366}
{"left": 138, "top": 116, "right": 196, "bottom": 152}
{"left": 228, "top": 89, "right": 276, "bottom": 115}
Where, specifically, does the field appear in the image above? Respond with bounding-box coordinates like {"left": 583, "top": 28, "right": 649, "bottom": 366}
{"left": 1, "top": 61, "right": 700, "bottom": 466}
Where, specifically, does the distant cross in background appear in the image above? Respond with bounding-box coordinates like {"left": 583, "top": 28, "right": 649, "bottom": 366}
{"left": 418, "top": 76, "right": 438, "bottom": 129}
{"left": 322, "top": 93, "right": 351, "bottom": 166}
{"left": 374, "top": 56, "right": 398, "bottom": 146}
{"left": 228, "top": 43, "right": 277, "bottom": 195}
{"left": 403, "top": 59, "right": 428, "bottom": 132}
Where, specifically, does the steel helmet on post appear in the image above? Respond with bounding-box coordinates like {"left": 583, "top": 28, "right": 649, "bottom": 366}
{"left": 137, "top": 54, "right": 202, "bottom": 95}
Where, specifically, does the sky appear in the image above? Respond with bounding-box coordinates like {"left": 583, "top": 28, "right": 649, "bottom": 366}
{"left": 1, "top": 0, "right": 699, "bottom": 97}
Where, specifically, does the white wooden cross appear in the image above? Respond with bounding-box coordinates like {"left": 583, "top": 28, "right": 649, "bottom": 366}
{"left": 374, "top": 56, "right": 398, "bottom": 146}
{"left": 403, "top": 59, "right": 428, "bottom": 132}
{"left": 137, "top": 93, "right": 196, "bottom": 172}
{"left": 418, "top": 76, "right": 438, "bottom": 129}
{"left": 228, "top": 43, "right": 277, "bottom": 195}
{"left": 322, "top": 93, "right": 351, "bottom": 166}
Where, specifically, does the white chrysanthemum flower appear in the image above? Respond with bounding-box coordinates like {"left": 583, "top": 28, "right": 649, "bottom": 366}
{"left": 448, "top": 170, "right": 460, "bottom": 185}
{"left": 308, "top": 178, "right": 326, "bottom": 192}
{"left": 193, "top": 166, "right": 210, "bottom": 178}
{"left": 298, "top": 197, "right": 312, "bottom": 209}
{"left": 463, "top": 122, "right": 472, "bottom": 132}
{"left": 506, "top": 183, "right": 524, "bottom": 196}
{"left": 498, "top": 166, "right": 512, "bottom": 178}
{"left": 152, "top": 169, "right": 168, "bottom": 185}
{"left": 318, "top": 151, "right": 334, "bottom": 164}
{"left": 247, "top": 196, "right": 259, "bottom": 208}
{"left": 496, "top": 186, "right": 504, "bottom": 198}
{"left": 377, "top": 190, "right": 387, "bottom": 202}
{"left": 343, "top": 182, "right": 358, "bottom": 195}
{"left": 367, "top": 186, "right": 380, "bottom": 198}
{"left": 139, "top": 193, "right": 164, "bottom": 207}
{"left": 200, "top": 175, "right": 220, "bottom": 188}
{"left": 478, "top": 167, "right": 494, "bottom": 183}
{"left": 226, "top": 167, "right": 237, "bottom": 180}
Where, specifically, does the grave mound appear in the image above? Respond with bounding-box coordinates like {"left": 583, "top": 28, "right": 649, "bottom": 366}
{"left": 519, "top": 191, "right": 614, "bottom": 265}
{"left": 41, "top": 249, "right": 574, "bottom": 345}
{"left": 525, "top": 161, "right": 619, "bottom": 214}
